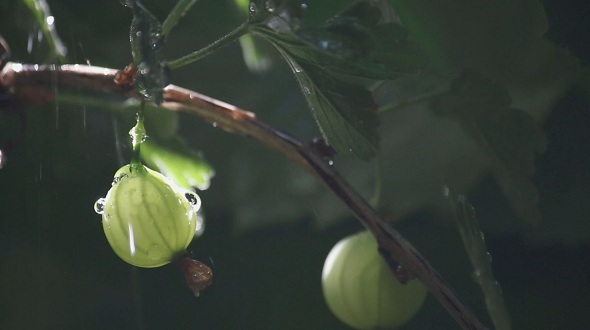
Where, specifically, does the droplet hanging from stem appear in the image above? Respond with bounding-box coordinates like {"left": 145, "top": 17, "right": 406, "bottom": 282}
{"left": 129, "top": 100, "right": 147, "bottom": 173}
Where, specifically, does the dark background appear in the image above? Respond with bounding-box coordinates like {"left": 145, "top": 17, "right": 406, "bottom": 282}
{"left": 1, "top": 0, "right": 589, "bottom": 329}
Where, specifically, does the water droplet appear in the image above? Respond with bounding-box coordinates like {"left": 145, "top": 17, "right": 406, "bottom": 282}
{"left": 300, "top": 2, "right": 308, "bottom": 10}
{"left": 136, "top": 31, "right": 143, "bottom": 38}
{"left": 302, "top": 86, "right": 311, "bottom": 94}
{"left": 112, "top": 173, "right": 127, "bottom": 186}
{"left": 184, "top": 191, "right": 201, "bottom": 211}
{"left": 129, "top": 122, "right": 147, "bottom": 147}
{"left": 45, "top": 16, "right": 55, "bottom": 26}
{"left": 212, "top": 122, "right": 218, "bottom": 128}
{"left": 94, "top": 198, "right": 106, "bottom": 214}
{"left": 328, "top": 160, "right": 334, "bottom": 166}
{"left": 147, "top": 243, "right": 163, "bottom": 261}
{"left": 442, "top": 185, "right": 450, "bottom": 197}
{"left": 150, "top": 32, "right": 164, "bottom": 51}
{"left": 249, "top": 2, "right": 258, "bottom": 13}
{"left": 265, "top": 0, "right": 276, "bottom": 12}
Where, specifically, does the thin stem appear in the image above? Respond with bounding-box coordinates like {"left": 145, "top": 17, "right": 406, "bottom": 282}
{"left": 22, "top": 0, "right": 67, "bottom": 62}
{"left": 162, "top": 0, "right": 198, "bottom": 35}
{"left": 0, "top": 62, "right": 489, "bottom": 330}
{"left": 129, "top": 100, "right": 146, "bottom": 173}
{"left": 168, "top": 22, "right": 250, "bottom": 69}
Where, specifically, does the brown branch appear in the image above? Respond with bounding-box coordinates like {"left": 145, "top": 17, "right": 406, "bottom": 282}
{"left": 0, "top": 62, "right": 488, "bottom": 330}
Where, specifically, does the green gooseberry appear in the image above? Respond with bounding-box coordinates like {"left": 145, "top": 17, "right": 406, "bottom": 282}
{"left": 94, "top": 164, "right": 200, "bottom": 268}
{"left": 322, "top": 230, "right": 428, "bottom": 329}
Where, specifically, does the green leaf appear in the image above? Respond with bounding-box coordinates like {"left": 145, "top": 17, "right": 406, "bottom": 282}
{"left": 22, "top": 0, "right": 67, "bottom": 62}
{"left": 284, "top": 54, "right": 380, "bottom": 160}
{"left": 247, "top": 0, "right": 426, "bottom": 159}
{"left": 140, "top": 137, "right": 214, "bottom": 191}
{"left": 432, "top": 71, "right": 547, "bottom": 223}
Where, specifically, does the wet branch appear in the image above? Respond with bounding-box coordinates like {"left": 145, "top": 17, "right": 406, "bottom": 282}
{"left": 0, "top": 62, "right": 488, "bottom": 330}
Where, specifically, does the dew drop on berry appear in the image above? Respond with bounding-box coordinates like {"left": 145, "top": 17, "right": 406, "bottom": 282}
{"left": 94, "top": 198, "right": 106, "bottom": 214}
{"left": 112, "top": 173, "right": 127, "bottom": 186}
{"left": 184, "top": 191, "right": 201, "bottom": 211}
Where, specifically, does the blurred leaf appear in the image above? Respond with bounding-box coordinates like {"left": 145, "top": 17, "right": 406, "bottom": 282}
{"left": 238, "top": 33, "right": 275, "bottom": 73}
{"left": 121, "top": 0, "right": 169, "bottom": 104}
{"left": 432, "top": 71, "right": 547, "bottom": 223}
{"left": 140, "top": 137, "right": 214, "bottom": 191}
{"left": 247, "top": 0, "right": 426, "bottom": 160}
{"left": 143, "top": 103, "right": 179, "bottom": 140}
{"left": 389, "top": 0, "right": 581, "bottom": 119}
{"left": 235, "top": 0, "right": 274, "bottom": 72}
{"left": 22, "top": 0, "right": 67, "bottom": 62}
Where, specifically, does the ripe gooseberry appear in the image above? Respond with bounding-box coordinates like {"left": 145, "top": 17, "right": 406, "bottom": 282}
{"left": 322, "top": 230, "right": 428, "bottom": 329}
{"left": 95, "top": 164, "right": 200, "bottom": 268}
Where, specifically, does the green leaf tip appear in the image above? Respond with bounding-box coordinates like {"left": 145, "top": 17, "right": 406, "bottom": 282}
{"left": 246, "top": 0, "right": 426, "bottom": 159}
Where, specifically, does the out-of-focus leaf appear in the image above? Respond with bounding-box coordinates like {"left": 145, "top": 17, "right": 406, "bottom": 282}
{"left": 121, "top": 0, "right": 169, "bottom": 104}
{"left": 432, "top": 71, "right": 547, "bottom": 223}
{"left": 238, "top": 33, "right": 274, "bottom": 73}
{"left": 22, "top": 0, "right": 67, "bottom": 62}
{"left": 389, "top": 0, "right": 581, "bottom": 120}
{"left": 246, "top": 0, "right": 426, "bottom": 159}
{"left": 140, "top": 137, "right": 214, "bottom": 191}
{"left": 235, "top": 0, "right": 274, "bottom": 72}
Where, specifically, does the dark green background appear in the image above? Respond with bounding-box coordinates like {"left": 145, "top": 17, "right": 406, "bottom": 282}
{"left": 1, "top": 0, "right": 589, "bottom": 329}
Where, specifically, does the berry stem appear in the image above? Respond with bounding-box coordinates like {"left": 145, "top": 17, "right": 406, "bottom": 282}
{"left": 129, "top": 100, "right": 147, "bottom": 173}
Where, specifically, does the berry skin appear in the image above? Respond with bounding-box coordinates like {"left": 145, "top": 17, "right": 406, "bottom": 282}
{"left": 97, "top": 164, "right": 199, "bottom": 268}
{"left": 322, "top": 231, "right": 428, "bottom": 329}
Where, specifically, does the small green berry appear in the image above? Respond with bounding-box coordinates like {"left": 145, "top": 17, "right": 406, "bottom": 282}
{"left": 95, "top": 164, "right": 200, "bottom": 268}
{"left": 322, "top": 231, "right": 427, "bottom": 329}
